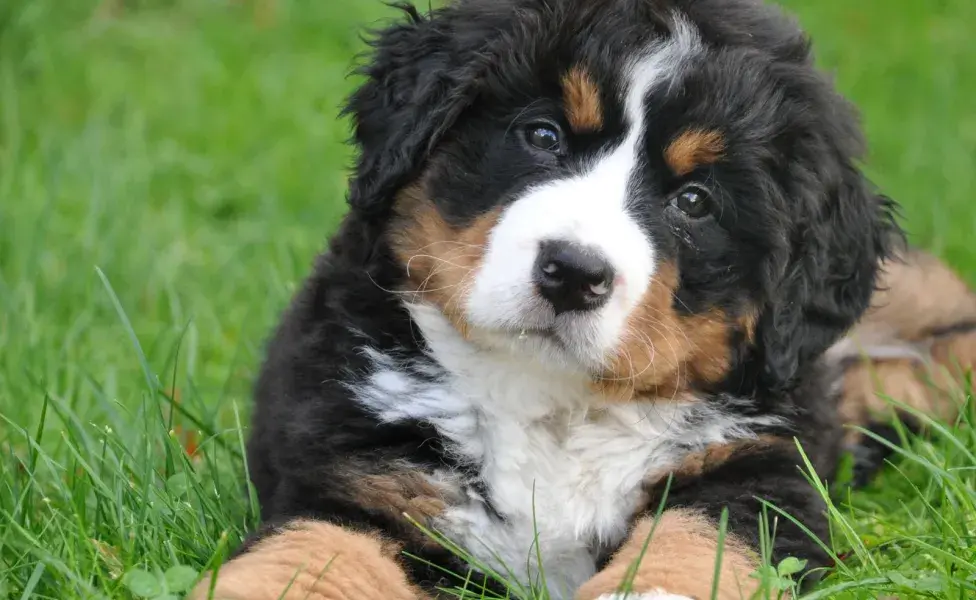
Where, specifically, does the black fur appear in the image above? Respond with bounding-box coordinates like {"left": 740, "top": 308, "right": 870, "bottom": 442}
{"left": 342, "top": 0, "right": 899, "bottom": 390}
{"left": 847, "top": 418, "right": 922, "bottom": 488}
{"left": 242, "top": 0, "right": 905, "bottom": 594}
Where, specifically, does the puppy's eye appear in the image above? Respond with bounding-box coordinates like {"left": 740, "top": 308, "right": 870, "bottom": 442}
{"left": 524, "top": 123, "right": 563, "bottom": 154}
{"left": 671, "top": 184, "right": 713, "bottom": 219}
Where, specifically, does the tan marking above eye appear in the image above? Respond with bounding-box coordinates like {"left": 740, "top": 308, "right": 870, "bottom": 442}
{"left": 665, "top": 128, "right": 726, "bottom": 176}
{"left": 561, "top": 65, "right": 604, "bottom": 133}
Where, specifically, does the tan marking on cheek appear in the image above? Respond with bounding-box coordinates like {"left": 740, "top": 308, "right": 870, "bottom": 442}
{"left": 664, "top": 129, "right": 726, "bottom": 176}
{"left": 686, "top": 311, "right": 737, "bottom": 382}
{"left": 597, "top": 262, "right": 736, "bottom": 401}
{"left": 738, "top": 310, "right": 759, "bottom": 344}
{"left": 561, "top": 66, "right": 604, "bottom": 133}
{"left": 390, "top": 184, "right": 502, "bottom": 338}
{"left": 575, "top": 509, "right": 761, "bottom": 600}
{"left": 188, "top": 520, "right": 428, "bottom": 600}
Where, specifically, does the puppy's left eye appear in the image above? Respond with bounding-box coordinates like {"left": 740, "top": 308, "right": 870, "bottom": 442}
{"left": 670, "top": 184, "right": 713, "bottom": 219}
{"left": 524, "top": 123, "right": 564, "bottom": 155}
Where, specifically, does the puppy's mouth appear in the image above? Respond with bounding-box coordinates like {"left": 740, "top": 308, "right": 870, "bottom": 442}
{"left": 477, "top": 313, "right": 614, "bottom": 372}
{"left": 511, "top": 325, "right": 562, "bottom": 344}
{"left": 487, "top": 321, "right": 558, "bottom": 343}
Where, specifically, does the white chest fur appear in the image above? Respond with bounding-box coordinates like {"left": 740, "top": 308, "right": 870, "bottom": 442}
{"left": 353, "top": 305, "right": 777, "bottom": 599}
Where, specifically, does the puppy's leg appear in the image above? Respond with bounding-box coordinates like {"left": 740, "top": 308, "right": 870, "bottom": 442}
{"left": 832, "top": 248, "right": 976, "bottom": 452}
{"left": 577, "top": 438, "right": 818, "bottom": 600}
{"left": 576, "top": 509, "right": 760, "bottom": 600}
{"left": 188, "top": 520, "right": 429, "bottom": 600}
{"left": 838, "top": 327, "right": 976, "bottom": 425}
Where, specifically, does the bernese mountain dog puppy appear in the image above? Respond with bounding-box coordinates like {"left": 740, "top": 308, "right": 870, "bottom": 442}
{"left": 190, "top": 0, "right": 976, "bottom": 598}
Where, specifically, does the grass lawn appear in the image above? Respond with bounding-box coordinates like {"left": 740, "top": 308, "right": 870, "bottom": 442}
{"left": 1, "top": 0, "right": 974, "bottom": 598}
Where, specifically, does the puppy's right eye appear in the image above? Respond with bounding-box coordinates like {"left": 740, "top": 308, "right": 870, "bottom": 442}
{"left": 524, "top": 123, "right": 564, "bottom": 155}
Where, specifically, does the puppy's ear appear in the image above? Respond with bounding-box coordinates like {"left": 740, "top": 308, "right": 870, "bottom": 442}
{"left": 756, "top": 158, "right": 902, "bottom": 391}
{"left": 342, "top": 4, "right": 478, "bottom": 219}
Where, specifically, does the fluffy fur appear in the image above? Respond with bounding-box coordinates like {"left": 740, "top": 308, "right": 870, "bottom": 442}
{"left": 191, "top": 1, "right": 976, "bottom": 599}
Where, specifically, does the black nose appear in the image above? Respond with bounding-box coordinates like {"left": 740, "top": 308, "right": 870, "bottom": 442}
{"left": 534, "top": 241, "right": 615, "bottom": 314}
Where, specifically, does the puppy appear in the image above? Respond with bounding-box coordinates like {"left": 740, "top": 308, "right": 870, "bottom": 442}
{"left": 190, "top": 0, "right": 976, "bottom": 598}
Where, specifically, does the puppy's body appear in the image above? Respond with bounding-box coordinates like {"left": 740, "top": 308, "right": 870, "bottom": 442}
{"left": 194, "top": 1, "right": 976, "bottom": 598}
{"left": 353, "top": 304, "right": 791, "bottom": 594}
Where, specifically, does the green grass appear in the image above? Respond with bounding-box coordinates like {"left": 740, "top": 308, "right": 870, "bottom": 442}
{"left": 0, "top": 0, "right": 974, "bottom": 598}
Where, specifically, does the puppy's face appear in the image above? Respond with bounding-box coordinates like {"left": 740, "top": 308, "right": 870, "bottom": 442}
{"left": 360, "top": 0, "right": 896, "bottom": 397}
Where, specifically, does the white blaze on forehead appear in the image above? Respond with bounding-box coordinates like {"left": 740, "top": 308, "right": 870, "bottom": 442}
{"left": 461, "top": 17, "right": 702, "bottom": 368}
{"left": 620, "top": 15, "right": 702, "bottom": 206}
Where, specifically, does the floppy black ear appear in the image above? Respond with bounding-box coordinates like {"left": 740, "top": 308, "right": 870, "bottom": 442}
{"left": 746, "top": 48, "right": 906, "bottom": 392}
{"left": 342, "top": 3, "right": 480, "bottom": 220}
{"left": 757, "top": 168, "right": 901, "bottom": 390}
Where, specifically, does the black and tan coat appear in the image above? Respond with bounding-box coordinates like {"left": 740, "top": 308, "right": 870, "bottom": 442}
{"left": 189, "top": 1, "right": 976, "bottom": 598}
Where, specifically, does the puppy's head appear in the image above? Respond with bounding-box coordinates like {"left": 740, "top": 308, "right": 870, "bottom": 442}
{"left": 344, "top": 0, "right": 899, "bottom": 397}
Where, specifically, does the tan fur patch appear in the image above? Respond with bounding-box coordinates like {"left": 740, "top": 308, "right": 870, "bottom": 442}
{"left": 840, "top": 359, "right": 939, "bottom": 444}
{"left": 575, "top": 509, "right": 760, "bottom": 600}
{"left": 188, "top": 520, "right": 428, "bottom": 600}
{"left": 562, "top": 66, "right": 604, "bottom": 132}
{"left": 837, "top": 248, "right": 976, "bottom": 441}
{"left": 840, "top": 330, "right": 976, "bottom": 444}
{"left": 737, "top": 310, "right": 759, "bottom": 344}
{"left": 661, "top": 435, "right": 794, "bottom": 483}
{"left": 390, "top": 184, "right": 502, "bottom": 338}
{"left": 931, "top": 328, "right": 976, "bottom": 370}
{"left": 664, "top": 129, "right": 725, "bottom": 176}
{"left": 354, "top": 472, "right": 451, "bottom": 523}
{"left": 856, "top": 248, "right": 976, "bottom": 342}
{"left": 596, "top": 262, "right": 741, "bottom": 401}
